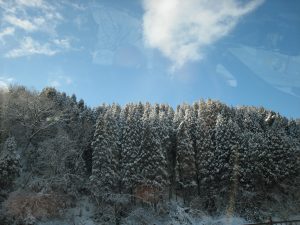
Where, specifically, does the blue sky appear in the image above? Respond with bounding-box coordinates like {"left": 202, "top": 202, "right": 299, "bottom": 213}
{"left": 0, "top": 0, "right": 300, "bottom": 118}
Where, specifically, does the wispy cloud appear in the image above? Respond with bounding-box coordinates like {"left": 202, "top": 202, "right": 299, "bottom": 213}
{"left": 143, "top": 0, "right": 264, "bottom": 70}
{"left": 0, "top": 27, "right": 15, "bottom": 42}
{"left": 4, "top": 36, "right": 72, "bottom": 58}
{"left": 0, "top": 0, "right": 69, "bottom": 57}
{"left": 17, "top": 0, "right": 44, "bottom": 8}
{"left": 0, "top": 81, "right": 9, "bottom": 91}
{"left": 5, "top": 37, "right": 58, "bottom": 58}
{"left": 0, "top": 76, "right": 14, "bottom": 91}
{"left": 216, "top": 64, "right": 237, "bottom": 87}
{"left": 49, "top": 80, "right": 61, "bottom": 88}
{"left": 1, "top": 0, "right": 63, "bottom": 34}
{"left": 4, "top": 15, "right": 37, "bottom": 31}
{"left": 52, "top": 38, "right": 71, "bottom": 49}
{"left": 62, "top": 1, "right": 87, "bottom": 11}
{"left": 48, "top": 75, "right": 73, "bottom": 88}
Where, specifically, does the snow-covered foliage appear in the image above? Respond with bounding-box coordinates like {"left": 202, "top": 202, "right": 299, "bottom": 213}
{"left": 91, "top": 104, "right": 122, "bottom": 197}
{"left": 0, "top": 137, "right": 19, "bottom": 191}
{"left": 122, "top": 201, "right": 250, "bottom": 225}
{"left": 0, "top": 85, "right": 299, "bottom": 224}
{"left": 175, "top": 109, "right": 197, "bottom": 201}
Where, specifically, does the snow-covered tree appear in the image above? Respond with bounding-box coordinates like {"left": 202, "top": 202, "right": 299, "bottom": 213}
{"left": 185, "top": 104, "right": 203, "bottom": 196}
{"left": 159, "top": 104, "right": 176, "bottom": 198}
{"left": 262, "top": 119, "right": 297, "bottom": 187}
{"left": 214, "top": 113, "right": 240, "bottom": 193}
{"left": 90, "top": 109, "right": 108, "bottom": 195}
{"left": 236, "top": 107, "right": 263, "bottom": 133}
{"left": 239, "top": 131, "right": 267, "bottom": 191}
{"left": 121, "top": 103, "right": 144, "bottom": 192}
{"left": 175, "top": 109, "right": 197, "bottom": 202}
{"left": 28, "top": 129, "right": 85, "bottom": 195}
{"left": 195, "top": 101, "right": 217, "bottom": 192}
{"left": 0, "top": 137, "right": 19, "bottom": 190}
{"left": 90, "top": 104, "right": 123, "bottom": 196}
{"left": 1, "top": 86, "right": 300, "bottom": 220}
{"left": 138, "top": 106, "right": 168, "bottom": 190}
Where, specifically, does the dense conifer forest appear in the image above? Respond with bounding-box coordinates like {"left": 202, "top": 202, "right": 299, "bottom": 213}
{"left": 0, "top": 86, "right": 299, "bottom": 224}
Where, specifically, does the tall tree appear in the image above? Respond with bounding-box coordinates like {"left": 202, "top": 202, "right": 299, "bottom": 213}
{"left": 214, "top": 113, "right": 240, "bottom": 192}
{"left": 138, "top": 106, "right": 168, "bottom": 190}
{"left": 121, "top": 104, "right": 144, "bottom": 193}
{"left": 175, "top": 108, "right": 196, "bottom": 202}
{"left": 159, "top": 104, "right": 175, "bottom": 198}
{"left": 0, "top": 137, "right": 19, "bottom": 191}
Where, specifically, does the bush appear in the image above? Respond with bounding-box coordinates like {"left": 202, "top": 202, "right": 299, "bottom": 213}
{"left": 3, "top": 191, "right": 70, "bottom": 224}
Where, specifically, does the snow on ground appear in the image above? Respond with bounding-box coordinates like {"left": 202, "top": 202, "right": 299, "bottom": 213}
{"left": 36, "top": 198, "right": 300, "bottom": 225}
{"left": 123, "top": 201, "right": 250, "bottom": 225}
{"left": 37, "top": 196, "right": 96, "bottom": 225}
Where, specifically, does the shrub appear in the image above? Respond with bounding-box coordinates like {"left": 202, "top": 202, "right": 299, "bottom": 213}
{"left": 3, "top": 191, "right": 70, "bottom": 224}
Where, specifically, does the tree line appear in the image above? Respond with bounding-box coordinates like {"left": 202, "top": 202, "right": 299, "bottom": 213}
{"left": 0, "top": 85, "right": 299, "bottom": 222}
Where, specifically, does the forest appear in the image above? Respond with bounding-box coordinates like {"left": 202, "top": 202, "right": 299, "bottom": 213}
{"left": 0, "top": 86, "right": 299, "bottom": 225}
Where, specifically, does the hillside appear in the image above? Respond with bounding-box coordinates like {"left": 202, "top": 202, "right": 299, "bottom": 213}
{"left": 0, "top": 86, "right": 299, "bottom": 225}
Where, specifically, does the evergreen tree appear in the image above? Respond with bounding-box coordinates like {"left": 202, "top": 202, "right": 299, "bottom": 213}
{"left": 240, "top": 131, "right": 266, "bottom": 191}
{"left": 185, "top": 104, "right": 202, "bottom": 196}
{"left": 90, "top": 109, "right": 107, "bottom": 196}
{"left": 0, "top": 137, "right": 19, "bottom": 190}
{"left": 214, "top": 114, "right": 240, "bottom": 192}
{"left": 263, "top": 117, "right": 297, "bottom": 187}
{"left": 159, "top": 104, "right": 176, "bottom": 198}
{"left": 196, "top": 102, "right": 216, "bottom": 192}
{"left": 138, "top": 107, "right": 168, "bottom": 190}
{"left": 121, "top": 104, "right": 144, "bottom": 192}
{"left": 175, "top": 109, "right": 196, "bottom": 201}
{"left": 90, "top": 105, "right": 116, "bottom": 195}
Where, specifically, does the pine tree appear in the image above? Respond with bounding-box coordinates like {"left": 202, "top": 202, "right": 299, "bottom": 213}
{"left": 90, "top": 104, "right": 122, "bottom": 196}
{"left": 159, "top": 104, "right": 175, "bottom": 198}
{"left": 121, "top": 104, "right": 144, "bottom": 192}
{"left": 138, "top": 106, "right": 168, "bottom": 190}
{"left": 196, "top": 102, "right": 216, "bottom": 193}
{"left": 214, "top": 113, "right": 240, "bottom": 192}
{"left": 263, "top": 116, "right": 297, "bottom": 187}
{"left": 0, "top": 137, "right": 19, "bottom": 190}
{"left": 240, "top": 131, "right": 266, "bottom": 191}
{"left": 185, "top": 104, "right": 202, "bottom": 196}
{"left": 175, "top": 108, "right": 197, "bottom": 202}
{"left": 90, "top": 109, "right": 107, "bottom": 196}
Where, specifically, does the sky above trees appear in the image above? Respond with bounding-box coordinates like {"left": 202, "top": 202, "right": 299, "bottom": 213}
{"left": 0, "top": 0, "right": 300, "bottom": 118}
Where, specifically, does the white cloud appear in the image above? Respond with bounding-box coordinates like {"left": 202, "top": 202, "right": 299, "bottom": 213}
{"left": 0, "top": 27, "right": 15, "bottom": 41}
{"left": 4, "top": 36, "right": 73, "bottom": 58}
{"left": 1, "top": 0, "right": 63, "bottom": 35}
{"left": 53, "top": 38, "right": 71, "bottom": 49}
{"left": 0, "top": 76, "right": 14, "bottom": 91}
{"left": 59, "top": 75, "right": 73, "bottom": 85}
{"left": 4, "top": 15, "right": 37, "bottom": 31}
{"left": 143, "top": 0, "right": 264, "bottom": 70}
{"left": 216, "top": 64, "right": 237, "bottom": 87}
{"left": 49, "top": 80, "right": 61, "bottom": 88}
{"left": 5, "top": 37, "right": 58, "bottom": 58}
{"left": 64, "top": 1, "right": 87, "bottom": 11}
{"left": 0, "top": 81, "right": 9, "bottom": 91}
{"left": 17, "top": 0, "right": 43, "bottom": 8}
{"left": 48, "top": 75, "right": 73, "bottom": 88}
{"left": 0, "top": 0, "right": 76, "bottom": 57}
